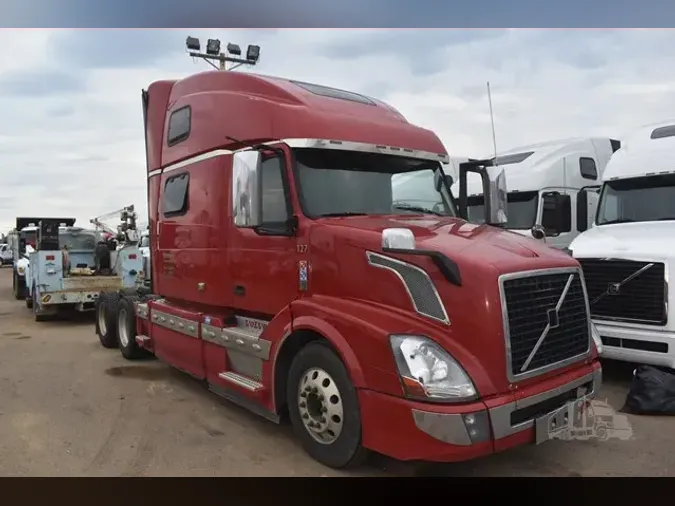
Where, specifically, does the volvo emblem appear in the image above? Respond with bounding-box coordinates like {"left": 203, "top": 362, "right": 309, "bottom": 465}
{"left": 547, "top": 308, "right": 560, "bottom": 329}
{"left": 607, "top": 282, "right": 621, "bottom": 296}
{"left": 520, "top": 273, "right": 575, "bottom": 373}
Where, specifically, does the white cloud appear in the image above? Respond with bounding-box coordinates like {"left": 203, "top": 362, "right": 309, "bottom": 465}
{"left": 1, "top": 28, "right": 675, "bottom": 233}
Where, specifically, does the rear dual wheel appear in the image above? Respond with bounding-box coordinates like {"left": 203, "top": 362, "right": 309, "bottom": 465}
{"left": 96, "top": 292, "right": 120, "bottom": 349}
{"left": 12, "top": 272, "right": 24, "bottom": 300}
{"left": 117, "top": 296, "right": 150, "bottom": 360}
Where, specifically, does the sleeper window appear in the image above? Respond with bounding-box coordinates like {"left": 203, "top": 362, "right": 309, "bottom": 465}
{"left": 167, "top": 106, "right": 191, "bottom": 146}
{"left": 163, "top": 173, "right": 189, "bottom": 216}
{"left": 580, "top": 157, "right": 598, "bottom": 180}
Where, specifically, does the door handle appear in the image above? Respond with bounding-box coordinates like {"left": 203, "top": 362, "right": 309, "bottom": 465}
{"left": 233, "top": 285, "right": 246, "bottom": 296}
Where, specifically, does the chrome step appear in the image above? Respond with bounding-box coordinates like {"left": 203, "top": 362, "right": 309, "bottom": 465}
{"left": 218, "top": 371, "right": 262, "bottom": 392}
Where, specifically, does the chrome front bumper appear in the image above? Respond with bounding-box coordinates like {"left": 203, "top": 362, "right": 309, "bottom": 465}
{"left": 412, "top": 368, "right": 602, "bottom": 446}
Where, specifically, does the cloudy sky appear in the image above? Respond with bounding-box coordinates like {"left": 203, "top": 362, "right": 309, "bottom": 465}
{"left": 1, "top": 28, "right": 675, "bottom": 233}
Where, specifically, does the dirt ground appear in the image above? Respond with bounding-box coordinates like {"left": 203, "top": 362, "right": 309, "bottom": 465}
{"left": 0, "top": 266, "right": 672, "bottom": 477}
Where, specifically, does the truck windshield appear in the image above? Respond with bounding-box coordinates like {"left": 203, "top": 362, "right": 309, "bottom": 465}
{"left": 465, "top": 191, "right": 538, "bottom": 229}
{"left": 60, "top": 232, "right": 97, "bottom": 251}
{"left": 20, "top": 230, "right": 37, "bottom": 248}
{"left": 293, "top": 148, "right": 456, "bottom": 218}
{"left": 597, "top": 174, "right": 675, "bottom": 225}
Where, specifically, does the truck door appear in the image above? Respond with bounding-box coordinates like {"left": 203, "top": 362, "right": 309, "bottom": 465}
{"left": 228, "top": 145, "right": 298, "bottom": 318}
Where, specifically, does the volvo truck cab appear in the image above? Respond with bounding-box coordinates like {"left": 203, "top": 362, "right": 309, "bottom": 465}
{"left": 570, "top": 121, "right": 675, "bottom": 367}
{"left": 95, "top": 69, "right": 601, "bottom": 469}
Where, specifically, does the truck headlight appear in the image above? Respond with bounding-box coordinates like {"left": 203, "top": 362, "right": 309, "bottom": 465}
{"left": 390, "top": 335, "right": 477, "bottom": 402}
{"left": 17, "top": 266, "right": 25, "bottom": 275}
{"left": 590, "top": 321, "right": 603, "bottom": 355}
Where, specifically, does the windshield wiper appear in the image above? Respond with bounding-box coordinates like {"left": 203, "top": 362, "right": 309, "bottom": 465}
{"left": 599, "top": 218, "right": 636, "bottom": 225}
{"left": 392, "top": 203, "right": 443, "bottom": 216}
{"left": 657, "top": 217, "right": 675, "bottom": 221}
{"left": 318, "top": 212, "right": 369, "bottom": 218}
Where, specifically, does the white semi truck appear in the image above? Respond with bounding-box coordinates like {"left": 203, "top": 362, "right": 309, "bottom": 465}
{"left": 450, "top": 137, "right": 621, "bottom": 249}
{"left": 570, "top": 121, "right": 675, "bottom": 368}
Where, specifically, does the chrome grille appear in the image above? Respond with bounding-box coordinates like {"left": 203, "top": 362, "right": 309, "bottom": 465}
{"left": 500, "top": 268, "right": 590, "bottom": 380}
{"left": 366, "top": 251, "right": 449, "bottom": 324}
{"left": 577, "top": 259, "right": 667, "bottom": 326}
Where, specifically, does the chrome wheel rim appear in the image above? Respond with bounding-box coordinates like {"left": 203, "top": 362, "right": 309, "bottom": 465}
{"left": 118, "top": 307, "right": 129, "bottom": 347}
{"left": 97, "top": 302, "right": 107, "bottom": 336}
{"left": 297, "top": 367, "right": 344, "bottom": 445}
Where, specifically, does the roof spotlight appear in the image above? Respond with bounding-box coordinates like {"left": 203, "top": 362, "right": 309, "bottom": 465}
{"left": 246, "top": 44, "right": 260, "bottom": 62}
{"left": 206, "top": 38, "right": 221, "bottom": 56}
{"left": 226, "top": 43, "right": 242, "bottom": 56}
{"left": 186, "top": 36, "right": 200, "bottom": 52}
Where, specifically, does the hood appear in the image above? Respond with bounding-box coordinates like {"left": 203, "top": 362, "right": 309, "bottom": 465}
{"left": 571, "top": 221, "right": 675, "bottom": 260}
{"left": 311, "top": 215, "right": 581, "bottom": 397}
{"left": 318, "top": 214, "right": 573, "bottom": 275}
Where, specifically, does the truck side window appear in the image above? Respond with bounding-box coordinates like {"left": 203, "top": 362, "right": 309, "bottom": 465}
{"left": 261, "top": 156, "right": 289, "bottom": 223}
{"left": 167, "top": 106, "right": 191, "bottom": 146}
{"left": 579, "top": 157, "right": 597, "bottom": 180}
{"left": 542, "top": 195, "right": 571, "bottom": 234}
{"left": 163, "top": 172, "right": 189, "bottom": 217}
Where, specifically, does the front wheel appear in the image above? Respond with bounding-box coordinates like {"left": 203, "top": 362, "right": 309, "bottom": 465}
{"left": 287, "top": 342, "right": 368, "bottom": 469}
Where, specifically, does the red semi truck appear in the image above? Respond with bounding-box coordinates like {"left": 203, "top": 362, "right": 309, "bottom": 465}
{"left": 95, "top": 69, "right": 601, "bottom": 469}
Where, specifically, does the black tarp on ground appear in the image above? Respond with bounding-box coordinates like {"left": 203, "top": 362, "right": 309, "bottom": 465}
{"left": 622, "top": 365, "right": 675, "bottom": 415}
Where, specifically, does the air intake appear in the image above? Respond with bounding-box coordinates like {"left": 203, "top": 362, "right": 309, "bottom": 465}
{"left": 650, "top": 125, "right": 675, "bottom": 140}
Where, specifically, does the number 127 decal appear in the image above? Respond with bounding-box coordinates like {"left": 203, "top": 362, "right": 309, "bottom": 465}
{"left": 297, "top": 244, "right": 308, "bottom": 254}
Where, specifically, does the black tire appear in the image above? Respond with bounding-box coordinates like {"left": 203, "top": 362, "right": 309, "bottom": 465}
{"left": 32, "top": 285, "right": 49, "bottom": 322}
{"left": 25, "top": 293, "right": 33, "bottom": 309}
{"left": 96, "top": 292, "right": 120, "bottom": 349}
{"left": 117, "top": 296, "right": 150, "bottom": 360}
{"left": 286, "top": 341, "right": 368, "bottom": 469}
{"left": 13, "top": 272, "right": 24, "bottom": 300}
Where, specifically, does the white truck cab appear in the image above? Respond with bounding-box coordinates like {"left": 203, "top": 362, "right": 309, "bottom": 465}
{"left": 451, "top": 137, "right": 620, "bottom": 249}
{"left": 570, "top": 121, "right": 675, "bottom": 368}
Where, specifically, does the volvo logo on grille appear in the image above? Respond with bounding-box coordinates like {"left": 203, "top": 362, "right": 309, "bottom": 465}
{"left": 520, "top": 273, "right": 575, "bottom": 373}
{"left": 591, "top": 263, "right": 654, "bottom": 305}
{"left": 547, "top": 308, "right": 560, "bottom": 329}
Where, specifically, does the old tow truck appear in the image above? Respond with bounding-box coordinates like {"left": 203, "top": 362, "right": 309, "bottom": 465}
{"left": 26, "top": 217, "right": 142, "bottom": 322}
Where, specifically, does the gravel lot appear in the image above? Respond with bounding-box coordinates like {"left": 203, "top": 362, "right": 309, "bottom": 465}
{"left": 0, "top": 266, "right": 672, "bottom": 476}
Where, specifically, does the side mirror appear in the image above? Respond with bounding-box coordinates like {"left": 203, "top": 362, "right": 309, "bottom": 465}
{"left": 531, "top": 224, "right": 546, "bottom": 241}
{"left": 541, "top": 192, "right": 571, "bottom": 236}
{"left": 433, "top": 171, "right": 454, "bottom": 192}
{"left": 232, "top": 150, "right": 263, "bottom": 228}
{"left": 458, "top": 160, "right": 507, "bottom": 226}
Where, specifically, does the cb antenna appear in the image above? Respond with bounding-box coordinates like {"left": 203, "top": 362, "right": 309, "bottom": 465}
{"left": 185, "top": 36, "right": 261, "bottom": 71}
{"left": 487, "top": 81, "right": 499, "bottom": 166}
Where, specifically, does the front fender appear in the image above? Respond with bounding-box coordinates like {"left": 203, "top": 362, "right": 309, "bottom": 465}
{"left": 290, "top": 295, "right": 433, "bottom": 397}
